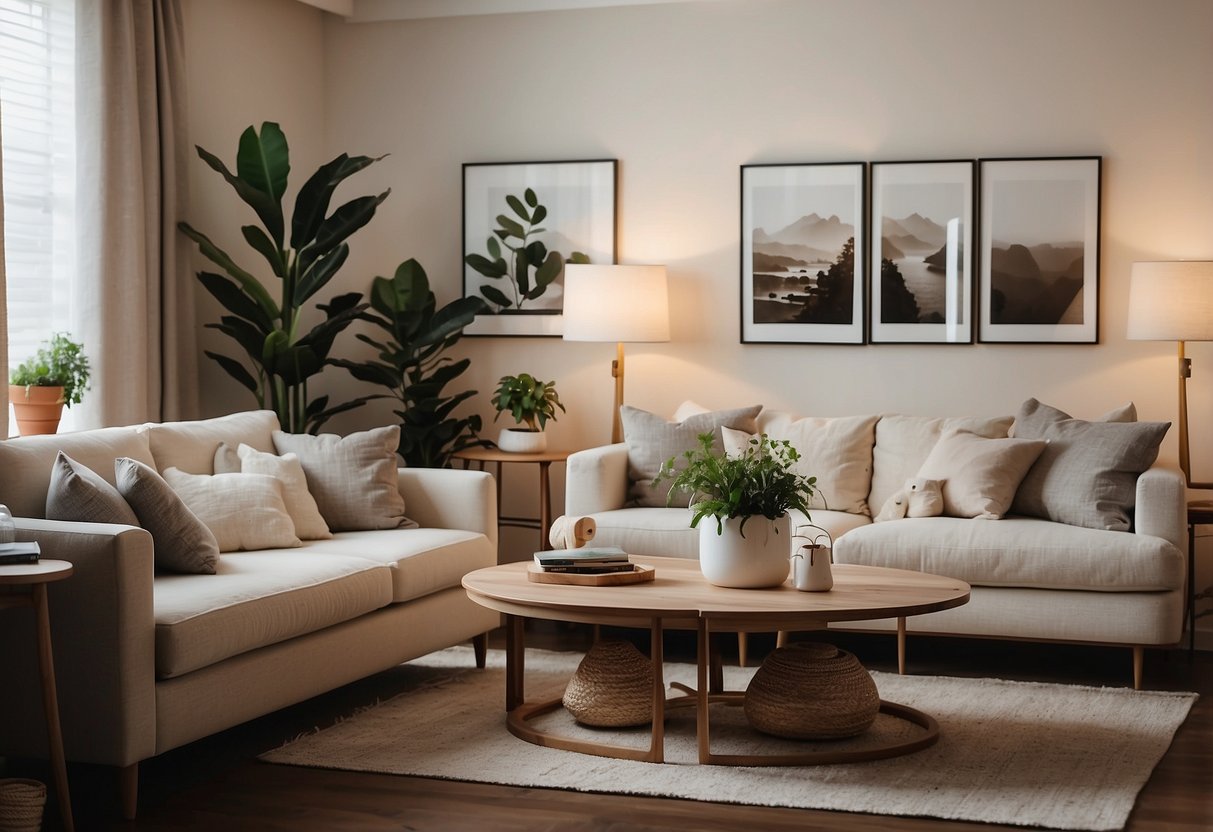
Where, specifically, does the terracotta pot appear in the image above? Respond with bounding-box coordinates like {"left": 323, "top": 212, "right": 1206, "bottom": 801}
{"left": 698, "top": 513, "right": 792, "bottom": 588}
{"left": 9, "top": 385, "right": 65, "bottom": 436}
{"left": 497, "top": 427, "right": 547, "bottom": 453}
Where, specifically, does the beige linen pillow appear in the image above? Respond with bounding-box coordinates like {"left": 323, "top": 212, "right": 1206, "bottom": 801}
{"left": 752, "top": 411, "right": 878, "bottom": 514}
{"left": 271, "top": 425, "right": 409, "bottom": 532}
{"left": 916, "top": 429, "right": 1047, "bottom": 519}
{"left": 46, "top": 452, "right": 141, "bottom": 526}
{"left": 163, "top": 468, "right": 301, "bottom": 552}
{"left": 115, "top": 457, "right": 219, "bottom": 574}
{"left": 143, "top": 410, "right": 280, "bottom": 474}
{"left": 232, "top": 444, "right": 331, "bottom": 540}
{"left": 621, "top": 404, "right": 762, "bottom": 508}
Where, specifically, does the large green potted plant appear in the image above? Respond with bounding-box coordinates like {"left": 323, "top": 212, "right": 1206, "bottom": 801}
{"left": 655, "top": 432, "right": 816, "bottom": 588}
{"left": 329, "top": 258, "right": 490, "bottom": 468}
{"left": 178, "top": 122, "right": 387, "bottom": 434}
{"left": 490, "top": 372, "right": 565, "bottom": 453}
{"left": 8, "top": 333, "right": 90, "bottom": 435}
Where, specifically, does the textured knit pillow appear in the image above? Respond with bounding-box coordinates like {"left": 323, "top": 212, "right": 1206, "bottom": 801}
{"left": 621, "top": 404, "right": 762, "bottom": 507}
{"left": 115, "top": 457, "right": 219, "bottom": 574}
{"left": 1010, "top": 398, "right": 1170, "bottom": 530}
{"left": 232, "top": 444, "right": 331, "bottom": 540}
{"left": 163, "top": 468, "right": 301, "bottom": 552}
{"left": 271, "top": 425, "right": 409, "bottom": 532}
{"left": 756, "top": 411, "right": 878, "bottom": 515}
{"left": 46, "top": 451, "right": 141, "bottom": 526}
{"left": 916, "top": 429, "right": 1047, "bottom": 520}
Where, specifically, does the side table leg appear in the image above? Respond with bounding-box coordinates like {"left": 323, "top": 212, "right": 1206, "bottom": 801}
{"left": 539, "top": 461, "right": 553, "bottom": 551}
{"left": 34, "top": 584, "right": 73, "bottom": 832}
{"left": 505, "top": 614, "right": 525, "bottom": 711}
{"left": 648, "top": 617, "right": 665, "bottom": 763}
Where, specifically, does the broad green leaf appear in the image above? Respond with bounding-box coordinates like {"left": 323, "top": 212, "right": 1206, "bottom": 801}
{"left": 530, "top": 204, "right": 547, "bottom": 224}
{"left": 506, "top": 194, "right": 530, "bottom": 222}
{"left": 486, "top": 237, "right": 501, "bottom": 259}
{"left": 495, "top": 215, "right": 525, "bottom": 240}
{"left": 465, "top": 253, "right": 507, "bottom": 278}
{"left": 241, "top": 225, "right": 286, "bottom": 277}
{"left": 197, "top": 271, "right": 274, "bottom": 331}
{"left": 525, "top": 241, "right": 548, "bottom": 267}
{"left": 480, "top": 284, "right": 512, "bottom": 308}
{"left": 298, "top": 190, "right": 390, "bottom": 273}
{"left": 534, "top": 250, "right": 563, "bottom": 288}
{"left": 515, "top": 249, "right": 531, "bottom": 295}
{"left": 178, "top": 222, "right": 279, "bottom": 318}
{"left": 193, "top": 145, "right": 284, "bottom": 246}
{"left": 204, "top": 350, "right": 259, "bottom": 394}
{"left": 524, "top": 188, "right": 537, "bottom": 207}
{"left": 568, "top": 251, "right": 590, "bottom": 264}
{"left": 236, "top": 123, "right": 289, "bottom": 203}
{"left": 294, "top": 243, "right": 350, "bottom": 307}
{"left": 291, "top": 153, "right": 383, "bottom": 249}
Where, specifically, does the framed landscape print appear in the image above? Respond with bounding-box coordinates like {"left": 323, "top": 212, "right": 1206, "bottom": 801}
{"left": 869, "top": 160, "right": 974, "bottom": 344}
{"left": 463, "top": 160, "right": 617, "bottom": 337}
{"left": 977, "top": 157, "right": 1101, "bottom": 343}
{"left": 741, "top": 162, "right": 866, "bottom": 344}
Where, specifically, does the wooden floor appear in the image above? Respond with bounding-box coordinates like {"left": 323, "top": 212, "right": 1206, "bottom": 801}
{"left": 5, "top": 627, "right": 1212, "bottom": 831}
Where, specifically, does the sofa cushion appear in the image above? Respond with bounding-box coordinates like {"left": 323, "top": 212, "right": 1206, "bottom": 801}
{"left": 45, "top": 452, "right": 140, "bottom": 526}
{"left": 214, "top": 443, "right": 332, "bottom": 540}
{"left": 153, "top": 551, "right": 393, "bottom": 678}
{"left": 869, "top": 414, "right": 1014, "bottom": 516}
{"left": 1010, "top": 398, "right": 1170, "bottom": 531}
{"left": 144, "top": 410, "right": 280, "bottom": 475}
{"left": 621, "top": 404, "right": 762, "bottom": 508}
{"left": 116, "top": 457, "right": 220, "bottom": 574}
{"left": 751, "top": 411, "right": 878, "bottom": 515}
{"left": 916, "top": 430, "right": 1047, "bottom": 519}
{"left": 0, "top": 425, "right": 155, "bottom": 518}
{"left": 833, "top": 516, "right": 1183, "bottom": 592}
{"left": 163, "top": 468, "right": 301, "bottom": 553}
{"left": 301, "top": 527, "right": 494, "bottom": 603}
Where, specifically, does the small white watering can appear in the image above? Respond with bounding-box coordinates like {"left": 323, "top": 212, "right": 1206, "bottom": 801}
{"left": 791, "top": 524, "right": 833, "bottom": 592}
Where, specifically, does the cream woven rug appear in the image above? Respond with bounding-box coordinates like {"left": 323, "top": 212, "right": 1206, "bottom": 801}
{"left": 261, "top": 647, "right": 1197, "bottom": 831}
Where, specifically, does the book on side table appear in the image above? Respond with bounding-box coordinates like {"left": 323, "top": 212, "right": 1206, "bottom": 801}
{"left": 0, "top": 541, "right": 41, "bottom": 565}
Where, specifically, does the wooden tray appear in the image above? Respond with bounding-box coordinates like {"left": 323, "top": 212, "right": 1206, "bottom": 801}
{"left": 527, "top": 563, "right": 655, "bottom": 586}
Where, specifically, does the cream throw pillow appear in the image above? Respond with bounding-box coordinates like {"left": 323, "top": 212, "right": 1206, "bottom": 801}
{"left": 753, "top": 411, "right": 878, "bottom": 514}
{"left": 163, "top": 468, "right": 301, "bottom": 552}
{"left": 115, "top": 457, "right": 219, "bottom": 574}
{"left": 916, "top": 429, "right": 1047, "bottom": 520}
{"left": 211, "top": 443, "right": 332, "bottom": 540}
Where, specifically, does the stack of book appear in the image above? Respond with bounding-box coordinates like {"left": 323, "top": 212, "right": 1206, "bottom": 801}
{"left": 0, "top": 540, "right": 40, "bottom": 566}
{"left": 534, "top": 546, "right": 634, "bottom": 574}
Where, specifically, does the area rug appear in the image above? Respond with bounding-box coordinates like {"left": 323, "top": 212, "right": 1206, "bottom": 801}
{"left": 260, "top": 647, "right": 1197, "bottom": 831}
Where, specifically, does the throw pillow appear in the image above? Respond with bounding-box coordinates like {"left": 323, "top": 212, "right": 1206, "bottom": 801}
{"left": 163, "top": 468, "right": 302, "bottom": 552}
{"left": 271, "top": 425, "right": 410, "bottom": 532}
{"left": 233, "top": 443, "right": 331, "bottom": 539}
{"left": 621, "top": 404, "right": 762, "bottom": 508}
{"left": 1010, "top": 398, "right": 1170, "bottom": 531}
{"left": 754, "top": 411, "right": 878, "bottom": 514}
{"left": 45, "top": 451, "right": 140, "bottom": 526}
{"left": 114, "top": 457, "right": 219, "bottom": 574}
{"left": 916, "top": 429, "right": 1048, "bottom": 519}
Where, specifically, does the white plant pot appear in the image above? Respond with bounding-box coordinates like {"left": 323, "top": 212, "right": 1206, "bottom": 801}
{"left": 698, "top": 513, "right": 792, "bottom": 588}
{"left": 498, "top": 427, "right": 547, "bottom": 453}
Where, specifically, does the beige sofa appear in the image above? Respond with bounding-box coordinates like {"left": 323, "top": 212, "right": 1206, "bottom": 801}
{"left": 566, "top": 406, "right": 1186, "bottom": 686}
{"left": 0, "top": 411, "right": 499, "bottom": 817}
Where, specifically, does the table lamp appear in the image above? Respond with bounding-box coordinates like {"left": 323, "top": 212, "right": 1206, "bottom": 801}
{"left": 1126, "top": 260, "right": 1213, "bottom": 489}
{"left": 563, "top": 264, "right": 670, "bottom": 444}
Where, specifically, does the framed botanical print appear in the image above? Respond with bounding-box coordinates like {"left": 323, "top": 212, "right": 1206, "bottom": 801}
{"left": 462, "top": 159, "right": 617, "bottom": 337}
{"left": 977, "top": 156, "right": 1101, "bottom": 344}
{"left": 741, "top": 162, "right": 866, "bottom": 344}
{"left": 869, "top": 160, "right": 975, "bottom": 344}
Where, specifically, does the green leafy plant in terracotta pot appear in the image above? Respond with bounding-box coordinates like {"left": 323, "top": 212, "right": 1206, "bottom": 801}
{"left": 654, "top": 432, "right": 816, "bottom": 588}
{"left": 490, "top": 373, "right": 565, "bottom": 453}
{"left": 8, "top": 333, "right": 91, "bottom": 435}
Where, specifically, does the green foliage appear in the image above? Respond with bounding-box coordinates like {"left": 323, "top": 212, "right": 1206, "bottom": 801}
{"left": 10, "top": 333, "right": 91, "bottom": 407}
{"left": 464, "top": 187, "right": 590, "bottom": 311}
{"left": 329, "top": 259, "right": 490, "bottom": 468}
{"left": 179, "top": 122, "right": 387, "bottom": 434}
{"left": 490, "top": 372, "right": 565, "bottom": 432}
{"left": 653, "top": 432, "right": 816, "bottom": 537}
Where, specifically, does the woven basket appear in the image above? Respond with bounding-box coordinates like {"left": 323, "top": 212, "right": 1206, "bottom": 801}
{"left": 562, "top": 640, "right": 654, "bottom": 727}
{"left": 743, "top": 642, "right": 880, "bottom": 740}
{"left": 0, "top": 778, "right": 46, "bottom": 832}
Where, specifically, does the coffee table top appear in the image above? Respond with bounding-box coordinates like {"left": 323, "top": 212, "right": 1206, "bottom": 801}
{"left": 463, "top": 556, "right": 969, "bottom": 632}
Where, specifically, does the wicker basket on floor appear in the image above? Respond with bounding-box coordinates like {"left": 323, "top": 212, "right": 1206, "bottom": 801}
{"left": 562, "top": 640, "right": 654, "bottom": 727}
{"left": 0, "top": 778, "right": 46, "bottom": 832}
{"left": 744, "top": 642, "right": 880, "bottom": 740}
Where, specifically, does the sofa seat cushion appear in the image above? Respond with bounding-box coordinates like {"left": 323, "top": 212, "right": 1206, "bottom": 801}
{"left": 153, "top": 552, "right": 392, "bottom": 679}
{"left": 302, "top": 528, "right": 495, "bottom": 603}
{"left": 833, "top": 517, "right": 1183, "bottom": 592}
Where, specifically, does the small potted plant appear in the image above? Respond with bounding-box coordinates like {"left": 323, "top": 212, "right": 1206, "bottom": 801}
{"left": 9, "top": 333, "right": 91, "bottom": 436}
{"left": 490, "top": 372, "right": 565, "bottom": 453}
{"left": 654, "top": 432, "right": 816, "bottom": 588}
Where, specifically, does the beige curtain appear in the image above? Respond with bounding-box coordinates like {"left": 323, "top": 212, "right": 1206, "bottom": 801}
{"left": 76, "top": 0, "right": 197, "bottom": 428}
{"left": 0, "top": 101, "right": 7, "bottom": 439}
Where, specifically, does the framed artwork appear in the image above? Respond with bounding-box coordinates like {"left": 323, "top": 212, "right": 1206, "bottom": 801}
{"left": 463, "top": 160, "right": 617, "bottom": 337}
{"left": 977, "top": 156, "right": 1101, "bottom": 343}
{"left": 741, "top": 162, "right": 866, "bottom": 344}
{"left": 869, "top": 160, "right": 975, "bottom": 344}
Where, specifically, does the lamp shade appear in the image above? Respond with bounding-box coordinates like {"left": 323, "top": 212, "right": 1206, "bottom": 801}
{"left": 562, "top": 264, "right": 670, "bottom": 343}
{"left": 1127, "top": 260, "right": 1213, "bottom": 341}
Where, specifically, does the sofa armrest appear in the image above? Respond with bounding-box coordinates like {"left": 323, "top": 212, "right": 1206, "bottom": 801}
{"left": 0, "top": 519, "right": 156, "bottom": 766}
{"left": 1134, "top": 464, "right": 1185, "bottom": 550}
{"left": 398, "top": 467, "right": 497, "bottom": 548}
{"left": 566, "top": 443, "right": 630, "bottom": 515}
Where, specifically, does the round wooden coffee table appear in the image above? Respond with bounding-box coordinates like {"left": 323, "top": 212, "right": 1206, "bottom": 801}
{"left": 463, "top": 556, "right": 969, "bottom": 766}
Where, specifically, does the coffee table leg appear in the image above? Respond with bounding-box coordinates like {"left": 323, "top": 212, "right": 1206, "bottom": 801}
{"left": 648, "top": 617, "right": 665, "bottom": 763}
{"left": 697, "top": 617, "right": 711, "bottom": 763}
{"left": 505, "top": 614, "right": 525, "bottom": 711}
{"left": 897, "top": 616, "right": 907, "bottom": 675}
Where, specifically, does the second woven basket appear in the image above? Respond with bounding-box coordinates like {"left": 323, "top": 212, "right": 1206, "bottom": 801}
{"left": 743, "top": 642, "right": 880, "bottom": 739}
{"left": 562, "top": 640, "right": 654, "bottom": 727}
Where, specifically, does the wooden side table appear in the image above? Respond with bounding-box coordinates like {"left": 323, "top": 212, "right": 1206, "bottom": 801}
{"left": 453, "top": 447, "right": 572, "bottom": 553}
{"left": 1187, "top": 500, "right": 1213, "bottom": 656}
{"left": 0, "top": 559, "right": 74, "bottom": 832}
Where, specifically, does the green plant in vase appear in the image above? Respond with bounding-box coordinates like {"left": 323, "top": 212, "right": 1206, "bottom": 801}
{"left": 490, "top": 373, "right": 565, "bottom": 453}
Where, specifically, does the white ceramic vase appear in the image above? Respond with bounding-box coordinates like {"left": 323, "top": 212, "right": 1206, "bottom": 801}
{"left": 698, "top": 513, "right": 792, "bottom": 588}
{"left": 498, "top": 427, "right": 547, "bottom": 453}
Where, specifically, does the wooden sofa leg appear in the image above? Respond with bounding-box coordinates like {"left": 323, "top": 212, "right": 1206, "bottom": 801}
{"left": 1132, "top": 646, "right": 1143, "bottom": 690}
{"left": 120, "top": 763, "right": 138, "bottom": 820}
{"left": 776, "top": 630, "right": 789, "bottom": 648}
{"left": 472, "top": 632, "right": 488, "bottom": 669}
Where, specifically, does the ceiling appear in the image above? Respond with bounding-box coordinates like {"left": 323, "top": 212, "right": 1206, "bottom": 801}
{"left": 297, "top": 0, "right": 716, "bottom": 22}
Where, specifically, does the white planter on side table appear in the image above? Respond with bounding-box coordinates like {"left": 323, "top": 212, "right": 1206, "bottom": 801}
{"left": 498, "top": 428, "right": 547, "bottom": 454}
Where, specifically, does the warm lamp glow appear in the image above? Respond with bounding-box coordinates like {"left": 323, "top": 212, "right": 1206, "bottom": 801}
{"left": 1127, "top": 261, "right": 1213, "bottom": 341}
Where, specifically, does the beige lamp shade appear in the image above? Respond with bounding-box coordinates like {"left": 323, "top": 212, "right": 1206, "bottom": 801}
{"left": 562, "top": 264, "right": 670, "bottom": 343}
{"left": 1127, "top": 261, "right": 1213, "bottom": 341}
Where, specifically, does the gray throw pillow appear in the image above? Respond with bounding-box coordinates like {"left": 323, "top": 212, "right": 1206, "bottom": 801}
{"left": 1010, "top": 398, "right": 1170, "bottom": 531}
{"left": 115, "top": 457, "right": 219, "bottom": 574}
{"left": 46, "top": 451, "right": 140, "bottom": 526}
{"left": 621, "top": 404, "right": 763, "bottom": 507}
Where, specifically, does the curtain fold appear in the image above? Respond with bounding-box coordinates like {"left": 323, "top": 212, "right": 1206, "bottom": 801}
{"left": 76, "top": 0, "right": 197, "bottom": 428}
{"left": 0, "top": 101, "right": 7, "bottom": 439}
